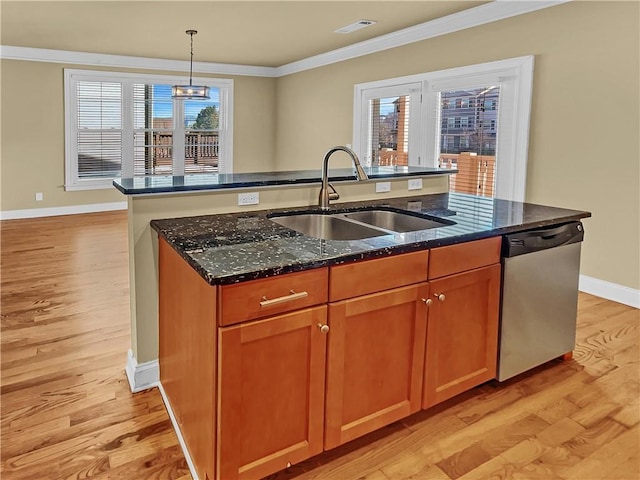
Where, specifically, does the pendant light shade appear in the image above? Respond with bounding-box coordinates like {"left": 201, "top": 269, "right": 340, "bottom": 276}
{"left": 172, "top": 30, "right": 210, "bottom": 100}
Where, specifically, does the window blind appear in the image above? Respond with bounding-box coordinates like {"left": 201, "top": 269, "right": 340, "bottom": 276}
{"left": 76, "top": 81, "right": 123, "bottom": 178}
{"left": 369, "top": 95, "right": 411, "bottom": 167}
{"left": 65, "top": 69, "right": 233, "bottom": 190}
{"left": 133, "top": 83, "right": 174, "bottom": 176}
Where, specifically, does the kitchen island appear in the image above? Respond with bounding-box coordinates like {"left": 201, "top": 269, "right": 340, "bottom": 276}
{"left": 150, "top": 192, "right": 590, "bottom": 480}
{"left": 115, "top": 166, "right": 455, "bottom": 384}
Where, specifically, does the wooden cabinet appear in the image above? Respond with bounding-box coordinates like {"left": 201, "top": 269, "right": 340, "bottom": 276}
{"left": 324, "top": 283, "right": 428, "bottom": 449}
{"left": 219, "top": 268, "right": 328, "bottom": 326}
{"left": 159, "top": 235, "right": 504, "bottom": 480}
{"left": 422, "top": 237, "right": 501, "bottom": 409}
{"left": 159, "top": 238, "right": 217, "bottom": 480}
{"left": 218, "top": 306, "right": 328, "bottom": 480}
{"left": 329, "top": 250, "right": 428, "bottom": 301}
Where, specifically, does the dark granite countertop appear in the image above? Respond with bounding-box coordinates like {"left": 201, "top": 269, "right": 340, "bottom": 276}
{"left": 150, "top": 193, "right": 591, "bottom": 285}
{"left": 113, "top": 166, "right": 455, "bottom": 195}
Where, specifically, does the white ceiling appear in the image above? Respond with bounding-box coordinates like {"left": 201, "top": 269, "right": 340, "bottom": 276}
{"left": 1, "top": 1, "right": 488, "bottom": 67}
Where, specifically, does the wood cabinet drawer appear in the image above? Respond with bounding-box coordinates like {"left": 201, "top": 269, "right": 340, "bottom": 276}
{"left": 219, "top": 268, "right": 329, "bottom": 326}
{"left": 428, "top": 236, "right": 501, "bottom": 279}
{"left": 329, "top": 250, "right": 428, "bottom": 302}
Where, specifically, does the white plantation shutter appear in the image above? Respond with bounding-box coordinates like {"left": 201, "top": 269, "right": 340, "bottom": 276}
{"left": 65, "top": 70, "right": 234, "bottom": 190}
{"left": 76, "top": 81, "right": 123, "bottom": 179}
{"left": 132, "top": 83, "right": 175, "bottom": 176}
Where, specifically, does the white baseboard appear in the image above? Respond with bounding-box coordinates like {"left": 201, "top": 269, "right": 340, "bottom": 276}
{"left": 0, "top": 201, "right": 127, "bottom": 220}
{"left": 157, "top": 382, "right": 200, "bottom": 480}
{"left": 125, "top": 349, "right": 159, "bottom": 393}
{"left": 579, "top": 275, "right": 640, "bottom": 309}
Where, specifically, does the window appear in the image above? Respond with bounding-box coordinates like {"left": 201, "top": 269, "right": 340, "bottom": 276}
{"left": 64, "top": 69, "right": 233, "bottom": 191}
{"left": 353, "top": 83, "right": 421, "bottom": 166}
{"left": 353, "top": 56, "right": 534, "bottom": 202}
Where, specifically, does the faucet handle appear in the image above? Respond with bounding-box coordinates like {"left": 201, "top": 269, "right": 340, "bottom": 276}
{"left": 328, "top": 183, "right": 340, "bottom": 201}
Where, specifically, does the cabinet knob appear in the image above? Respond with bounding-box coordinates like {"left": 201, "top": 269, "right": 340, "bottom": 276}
{"left": 317, "top": 323, "right": 330, "bottom": 334}
{"left": 421, "top": 298, "right": 433, "bottom": 306}
{"left": 435, "top": 293, "right": 446, "bottom": 302}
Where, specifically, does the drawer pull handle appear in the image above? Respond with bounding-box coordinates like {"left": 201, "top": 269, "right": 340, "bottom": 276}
{"left": 434, "top": 293, "right": 446, "bottom": 302}
{"left": 317, "top": 323, "right": 330, "bottom": 334}
{"left": 260, "top": 290, "right": 308, "bottom": 307}
{"left": 422, "top": 298, "right": 433, "bottom": 306}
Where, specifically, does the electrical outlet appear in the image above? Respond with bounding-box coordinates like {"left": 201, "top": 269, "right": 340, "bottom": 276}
{"left": 408, "top": 178, "right": 423, "bottom": 191}
{"left": 375, "top": 182, "right": 391, "bottom": 193}
{"left": 35, "top": 192, "right": 43, "bottom": 201}
{"left": 238, "top": 192, "right": 259, "bottom": 206}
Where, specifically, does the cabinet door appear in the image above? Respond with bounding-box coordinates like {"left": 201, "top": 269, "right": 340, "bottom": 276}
{"left": 423, "top": 264, "right": 501, "bottom": 409}
{"left": 325, "top": 283, "right": 428, "bottom": 449}
{"left": 218, "top": 306, "right": 328, "bottom": 480}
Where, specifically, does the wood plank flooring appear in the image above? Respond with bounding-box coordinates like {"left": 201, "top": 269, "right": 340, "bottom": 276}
{"left": 2, "top": 211, "right": 638, "bottom": 480}
{"left": 1, "top": 212, "right": 189, "bottom": 480}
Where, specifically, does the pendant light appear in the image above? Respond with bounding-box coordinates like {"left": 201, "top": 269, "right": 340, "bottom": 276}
{"left": 172, "top": 30, "right": 210, "bottom": 100}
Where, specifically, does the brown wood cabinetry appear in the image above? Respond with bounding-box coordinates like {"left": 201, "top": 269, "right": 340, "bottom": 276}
{"left": 218, "top": 307, "right": 328, "bottom": 480}
{"left": 329, "top": 250, "right": 428, "bottom": 301}
{"left": 219, "top": 268, "right": 328, "bottom": 326}
{"left": 423, "top": 238, "right": 501, "bottom": 409}
{"left": 325, "top": 283, "right": 428, "bottom": 449}
{"left": 158, "top": 235, "right": 503, "bottom": 480}
{"left": 159, "top": 239, "right": 217, "bottom": 480}
{"left": 159, "top": 239, "right": 329, "bottom": 480}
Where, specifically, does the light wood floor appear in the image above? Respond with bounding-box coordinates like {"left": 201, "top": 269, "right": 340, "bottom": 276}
{"left": 2, "top": 211, "right": 638, "bottom": 480}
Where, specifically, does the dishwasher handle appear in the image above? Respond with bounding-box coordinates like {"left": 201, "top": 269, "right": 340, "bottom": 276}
{"left": 503, "top": 221, "right": 584, "bottom": 257}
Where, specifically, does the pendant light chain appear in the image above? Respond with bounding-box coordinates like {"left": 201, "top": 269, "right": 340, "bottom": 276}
{"left": 172, "top": 29, "right": 210, "bottom": 99}
{"left": 188, "top": 30, "right": 195, "bottom": 87}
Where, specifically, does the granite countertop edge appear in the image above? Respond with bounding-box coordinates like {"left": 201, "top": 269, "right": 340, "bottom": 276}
{"left": 113, "top": 167, "right": 456, "bottom": 195}
{"left": 150, "top": 193, "right": 591, "bottom": 286}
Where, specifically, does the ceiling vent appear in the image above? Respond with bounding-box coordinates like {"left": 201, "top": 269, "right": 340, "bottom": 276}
{"left": 334, "top": 19, "right": 377, "bottom": 34}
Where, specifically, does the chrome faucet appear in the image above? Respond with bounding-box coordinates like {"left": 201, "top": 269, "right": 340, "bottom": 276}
{"left": 319, "top": 146, "right": 369, "bottom": 210}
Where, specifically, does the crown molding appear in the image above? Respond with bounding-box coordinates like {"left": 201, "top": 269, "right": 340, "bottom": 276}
{"left": 1, "top": 1, "right": 569, "bottom": 78}
{"left": 275, "top": 0, "right": 571, "bottom": 76}
{"left": 0, "top": 45, "right": 278, "bottom": 77}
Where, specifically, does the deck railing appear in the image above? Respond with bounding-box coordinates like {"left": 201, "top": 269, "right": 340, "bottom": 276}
{"left": 153, "top": 132, "right": 219, "bottom": 163}
{"left": 439, "top": 152, "right": 496, "bottom": 198}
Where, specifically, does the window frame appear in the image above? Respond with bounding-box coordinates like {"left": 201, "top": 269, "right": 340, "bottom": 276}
{"left": 352, "top": 56, "right": 534, "bottom": 202}
{"left": 64, "top": 69, "right": 233, "bottom": 191}
{"left": 352, "top": 82, "right": 422, "bottom": 167}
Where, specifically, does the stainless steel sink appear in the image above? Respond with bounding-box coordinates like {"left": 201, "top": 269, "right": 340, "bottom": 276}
{"left": 270, "top": 208, "right": 455, "bottom": 240}
{"left": 343, "top": 210, "right": 451, "bottom": 233}
{"left": 270, "top": 214, "right": 390, "bottom": 240}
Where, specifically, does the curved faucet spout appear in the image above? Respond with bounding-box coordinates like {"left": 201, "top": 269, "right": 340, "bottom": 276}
{"left": 319, "top": 146, "right": 369, "bottom": 210}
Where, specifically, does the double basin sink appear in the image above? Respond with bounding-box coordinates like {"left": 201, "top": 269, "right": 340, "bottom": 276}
{"left": 269, "top": 207, "right": 455, "bottom": 241}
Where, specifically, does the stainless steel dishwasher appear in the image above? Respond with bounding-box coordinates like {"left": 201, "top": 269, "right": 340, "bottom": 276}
{"left": 498, "top": 221, "right": 584, "bottom": 381}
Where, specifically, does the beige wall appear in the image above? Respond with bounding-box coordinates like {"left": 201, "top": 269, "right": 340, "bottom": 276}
{"left": 0, "top": 59, "right": 277, "bottom": 212}
{"left": 274, "top": 1, "right": 640, "bottom": 291}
